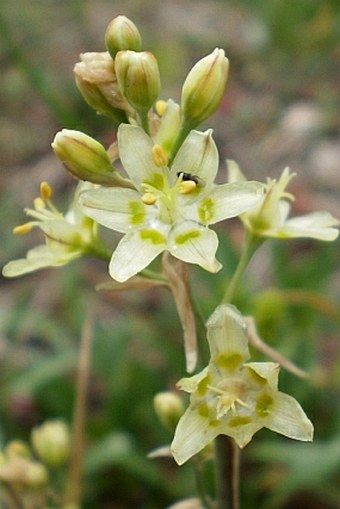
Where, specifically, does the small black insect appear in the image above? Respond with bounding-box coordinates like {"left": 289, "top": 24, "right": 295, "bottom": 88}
{"left": 177, "top": 172, "right": 206, "bottom": 187}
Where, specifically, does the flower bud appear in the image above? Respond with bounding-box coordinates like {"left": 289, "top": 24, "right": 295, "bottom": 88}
{"left": 105, "top": 16, "right": 142, "bottom": 59}
{"left": 52, "top": 129, "right": 114, "bottom": 184}
{"left": 181, "top": 48, "right": 229, "bottom": 126}
{"left": 154, "top": 392, "right": 184, "bottom": 432}
{"left": 5, "top": 441, "right": 31, "bottom": 459}
{"left": 115, "top": 50, "right": 161, "bottom": 111}
{"left": 31, "top": 420, "right": 70, "bottom": 468}
{"left": 74, "top": 52, "right": 132, "bottom": 121}
{"left": 23, "top": 462, "right": 49, "bottom": 488}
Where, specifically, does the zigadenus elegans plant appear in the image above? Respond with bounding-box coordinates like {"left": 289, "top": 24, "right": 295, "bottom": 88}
{"left": 2, "top": 15, "right": 339, "bottom": 509}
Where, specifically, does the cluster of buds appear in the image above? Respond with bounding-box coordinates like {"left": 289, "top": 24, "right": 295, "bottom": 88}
{"left": 57, "top": 15, "right": 229, "bottom": 186}
{"left": 0, "top": 421, "right": 70, "bottom": 508}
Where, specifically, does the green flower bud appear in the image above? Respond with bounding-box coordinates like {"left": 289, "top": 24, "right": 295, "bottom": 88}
{"left": 154, "top": 392, "right": 184, "bottom": 432}
{"left": 105, "top": 16, "right": 142, "bottom": 59}
{"left": 115, "top": 50, "right": 161, "bottom": 111}
{"left": 23, "top": 462, "right": 49, "bottom": 488}
{"left": 5, "top": 441, "right": 31, "bottom": 459}
{"left": 31, "top": 420, "right": 70, "bottom": 468}
{"left": 74, "top": 52, "right": 132, "bottom": 122}
{"left": 181, "top": 48, "right": 229, "bottom": 127}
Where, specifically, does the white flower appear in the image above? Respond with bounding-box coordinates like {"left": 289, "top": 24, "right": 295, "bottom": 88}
{"left": 2, "top": 183, "right": 100, "bottom": 278}
{"left": 228, "top": 162, "right": 339, "bottom": 241}
{"left": 79, "top": 124, "right": 264, "bottom": 282}
{"left": 171, "top": 304, "right": 313, "bottom": 465}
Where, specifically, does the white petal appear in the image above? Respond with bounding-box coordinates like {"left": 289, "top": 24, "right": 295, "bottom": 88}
{"left": 206, "top": 304, "right": 250, "bottom": 364}
{"left": 171, "top": 406, "right": 219, "bottom": 465}
{"left": 198, "top": 181, "right": 264, "bottom": 225}
{"left": 118, "top": 124, "right": 166, "bottom": 190}
{"left": 168, "top": 222, "right": 221, "bottom": 273}
{"left": 177, "top": 368, "right": 209, "bottom": 394}
{"left": 219, "top": 418, "right": 262, "bottom": 448}
{"left": 244, "top": 362, "right": 280, "bottom": 390}
{"left": 171, "top": 129, "right": 218, "bottom": 185}
{"left": 2, "top": 245, "right": 79, "bottom": 277}
{"left": 278, "top": 211, "right": 339, "bottom": 241}
{"left": 266, "top": 392, "right": 314, "bottom": 442}
{"left": 109, "top": 229, "right": 167, "bottom": 282}
{"left": 79, "top": 188, "right": 152, "bottom": 233}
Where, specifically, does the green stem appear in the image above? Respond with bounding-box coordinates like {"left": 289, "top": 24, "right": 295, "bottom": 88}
{"left": 3, "top": 486, "right": 25, "bottom": 509}
{"left": 138, "top": 109, "right": 150, "bottom": 135}
{"left": 222, "top": 232, "right": 263, "bottom": 304}
{"left": 168, "top": 118, "right": 194, "bottom": 166}
{"left": 215, "top": 437, "right": 240, "bottom": 509}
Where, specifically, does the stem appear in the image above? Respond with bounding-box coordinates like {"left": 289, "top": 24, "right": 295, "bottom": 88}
{"left": 138, "top": 109, "right": 150, "bottom": 135}
{"left": 222, "top": 233, "right": 262, "bottom": 304}
{"left": 3, "top": 486, "right": 25, "bottom": 509}
{"left": 63, "top": 307, "right": 94, "bottom": 507}
{"left": 215, "top": 437, "right": 240, "bottom": 509}
{"left": 168, "top": 119, "right": 193, "bottom": 166}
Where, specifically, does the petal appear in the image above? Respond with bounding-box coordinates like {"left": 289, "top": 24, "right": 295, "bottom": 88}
{"left": 79, "top": 187, "right": 152, "bottom": 233}
{"left": 219, "top": 417, "right": 263, "bottom": 448}
{"left": 265, "top": 392, "right": 314, "bottom": 442}
{"left": 206, "top": 304, "right": 250, "bottom": 366}
{"left": 118, "top": 124, "right": 166, "bottom": 190}
{"left": 198, "top": 181, "right": 264, "bottom": 225}
{"left": 177, "top": 368, "right": 210, "bottom": 394}
{"left": 109, "top": 229, "right": 167, "bottom": 282}
{"left": 2, "top": 245, "right": 79, "bottom": 277}
{"left": 171, "top": 129, "right": 218, "bottom": 185}
{"left": 171, "top": 406, "right": 219, "bottom": 465}
{"left": 244, "top": 362, "right": 280, "bottom": 390}
{"left": 277, "top": 211, "right": 339, "bottom": 241}
{"left": 168, "top": 222, "right": 222, "bottom": 273}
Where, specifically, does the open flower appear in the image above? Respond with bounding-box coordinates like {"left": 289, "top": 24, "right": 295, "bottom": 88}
{"left": 2, "top": 182, "right": 103, "bottom": 278}
{"left": 79, "top": 124, "right": 264, "bottom": 282}
{"left": 228, "top": 162, "right": 339, "bottom": 241}
{"left": 171, "top": 304, "right": 313, "bottom": 465}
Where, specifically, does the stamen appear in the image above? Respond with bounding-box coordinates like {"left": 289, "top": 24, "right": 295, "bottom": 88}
{"left": 152, "top": 144, "right": 168, "bottom": 167}
{"left": 179, "top": 180, "right": 197, "bottom": 194}
{"left": 34, "top": 197, "right": 46, "bottom": 211}
{"left": 13, "top": 223, "right": 32, "bottom": 235}
{"left": 142, "top": 192, "right": 158, "bottom": 205}
{"left": 40, "top": 181, "right": 53, "bottom": 200}
{"left": 155, "top": 100, "right": 167, "bottom": 116}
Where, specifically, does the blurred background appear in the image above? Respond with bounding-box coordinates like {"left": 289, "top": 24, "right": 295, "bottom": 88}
{"left": 0, "top": 1, "right": 339, "bottom": 508}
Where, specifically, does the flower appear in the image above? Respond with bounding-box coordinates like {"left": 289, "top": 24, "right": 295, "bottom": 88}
{"left": 171, "top": 304, "right": 313, "bottom": 465}
{"left": 79, "top": 124, "right": 264, "bottom": 282}
{"left": 228, "top": 162, "right": 339, "bottom": 241}
{"left": 2, "top": 182, "right": 102, "bottom": 278}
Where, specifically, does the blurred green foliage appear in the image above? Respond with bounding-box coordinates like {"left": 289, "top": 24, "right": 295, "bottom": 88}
{"left": 0, "top": 1, "right": 339, "bottom": 508}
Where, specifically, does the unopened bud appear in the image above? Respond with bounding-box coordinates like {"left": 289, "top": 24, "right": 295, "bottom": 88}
{"left": 74, "top": 52, "right": 131, "bottom": 121}
{"left": 5, "top": 441, "right": 31, "bottom": 460}
{"left": 115, "top": 50, "right": 161, "bottom": 111}
{"left": 105, "top": 16, "right": 142, "bottom": 59}
{"left": 31, "top": 420, "right": 70, "bottom": 468}
{"left": 52, "top": 129, "right": 113, "bottom": 184}
{"left": 23, "top": 462, "right": 49, "bottom": 488}
{"left": 154, "top": 392, "right": 184, "bottom": 432}
{"left": 181, "top": 48, "right": 229, "bottom": 126}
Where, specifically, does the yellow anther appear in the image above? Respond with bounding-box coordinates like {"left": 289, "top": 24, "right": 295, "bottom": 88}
{"left": 155, "top": 100, "right": 167, "bottom": 116}
{"left": 40, "top": 181, "right": 53, "bottom": 200}
{"left": 13, "top": 223, "right": 32, "bottom": 235}
{"left": 141, "top": 192, "right": 158, "bottom": 205}
{"left": 34, "top": 197, "right": 46, "bottom": 211}
{"left": 151, "top": 144, "right": 168, "bottom": 167}
{"left": 179, "top": 180, "right": 197, "bottom": 194}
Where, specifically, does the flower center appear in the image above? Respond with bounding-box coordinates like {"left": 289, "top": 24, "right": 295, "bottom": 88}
{"left": 208, "top": 378, "right": 248, "bottom": 420}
